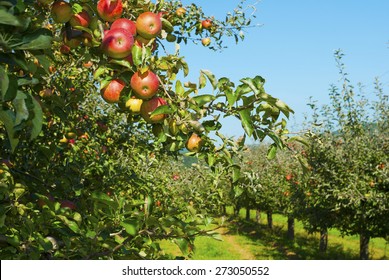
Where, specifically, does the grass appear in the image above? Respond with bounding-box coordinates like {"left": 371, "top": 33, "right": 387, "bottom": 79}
{"left": 159, "top": 208, "right": 389, "bottom": 260}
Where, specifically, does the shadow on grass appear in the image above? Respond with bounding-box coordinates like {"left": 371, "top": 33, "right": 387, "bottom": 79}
{"left": 224, "top": 217, "right": 358, "bottom": 260}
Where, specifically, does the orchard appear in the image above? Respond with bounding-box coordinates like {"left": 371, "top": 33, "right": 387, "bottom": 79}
{"left": 0, "top": 0, "right": 292, "bottom": 259}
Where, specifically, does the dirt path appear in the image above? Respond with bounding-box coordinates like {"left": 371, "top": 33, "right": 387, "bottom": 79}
{"left": 218, "top": 227, "right": 256, "bottom": 260}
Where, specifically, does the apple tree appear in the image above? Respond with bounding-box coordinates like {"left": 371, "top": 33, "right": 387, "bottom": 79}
{"left": 299, "top": 51, "right": 389, "bottom": 259}
{"left": 0, "top": 0, "right": 293, "bottom": 259}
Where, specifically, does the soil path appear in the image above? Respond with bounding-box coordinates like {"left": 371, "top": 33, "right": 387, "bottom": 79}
{"left": 218, "top": 227, "right": 256, "bottom": 260}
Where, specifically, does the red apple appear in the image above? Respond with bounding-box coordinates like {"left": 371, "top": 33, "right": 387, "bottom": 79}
{"left": 201, "top": 19, "right": 212, "bottom": 29}
{"left": 70, "top": 10, "right": 91, "bottom": 28}
{"left": 201, "top": 37, "right": 211, "bottom": 46}
{"left": 60, "top": 200, "right": 76, "bottom": 210}
{"left": 101, "top": 79, "right": 126, "bottom": 103}
{"left": 130, "top": 70, "right": 159, "bottom": 99}
{"left": 136, "top": 12, "right": 162, "bottom": 39}
{"left": 60, "top": 44, "right": 71, "bottom": 54}
{"left": 51, "top": 1, "right": 73, "bottom": 23}
{"left": 102, "top": 28, "right": 134, "bottom": 59}
{"left": 140, "top": 96, "right": 167, "bottom": 123}
{"left": 97, "top": 0, "right": 123, "bottom": 22}
{"left": 111, "top": 18, "right": 137, "bottom": 36}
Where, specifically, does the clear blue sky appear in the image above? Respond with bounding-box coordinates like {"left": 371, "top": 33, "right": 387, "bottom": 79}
{"left": 178, "top": 0, "right": 389, "bottom": 142}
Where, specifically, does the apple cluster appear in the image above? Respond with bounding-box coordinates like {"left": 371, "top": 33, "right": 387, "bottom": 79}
{"left": 46, "top": 0, "right": 204, "bottom": 152}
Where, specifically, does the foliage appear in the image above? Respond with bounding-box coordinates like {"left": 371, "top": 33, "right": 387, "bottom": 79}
{"left": 0, "top": 0, "right": 293, "bottom": 259}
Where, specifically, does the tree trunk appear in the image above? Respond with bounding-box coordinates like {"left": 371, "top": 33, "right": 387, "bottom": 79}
{"left": 319, "top": 228, "right": 328, "bottom": 252}
{"left": 360, "top": 233, "right": 370, "bottom": 260}
{"left": 287, "top": 216, "right": 295, "bottom": 240}
{"left": 266, "top": 211, "right": 273, "bottom": 230}
{"left": 234, "top": 205, "right": 241, "bottom": 217}
{"left": 256, "top": 209, "right": 261, "bottom": 224}
{"left": 245, "top": 207, "right": 250, "bottom": 220}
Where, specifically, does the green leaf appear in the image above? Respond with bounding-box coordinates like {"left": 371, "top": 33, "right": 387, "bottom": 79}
{"left": 12, "top": 91, "right": 28, "bottom": 126}
{"left": 192, "top": 94, "right": 215, "bottom": 107}
{"left": 0, "top": 10, "right": 22, "bottom": 26}
{"left": 275, "top": 99, "right": 294, "bottom": 118}
{"left": 120, "top": 220, "right": 139, "bottom": 236}
{"left": 0, "top": 69, "right": 18, "bottom": 102}
{"left": 0, "top": 109, "right": 19, "bottom": 152}
{"left": 175, "top": 238, "right": 190, "bottom": 255}
{"left": 110, "top": 58, "right": 133, "bottom": 69}
{"left": 150, "top": 104, "right": 173, "bottom": 117}
{"left": 15, "top": 29, "right": 52, "bottom": 50}
{"left": 199, "top": 71, "right": 207, "bottom": 89}
{"left": 267, "top": 143, "right": 277, "bottom": 160}
{"left": 131, "top": 44, "right": 142, "bottom": 67}
{"left": 239, "top": 109, "right": 254, "bottom": 136}
{"left": 200, "top": 70, "right": 217, "bottom": 90}
{"left": 231, "top": 164, "right": 241, "bottom": 183}
{"left": 225, "top": 88, "right": 237, "bottom": 108}
{"left": 30, "top": 94, "right": 43, "bottom": 139}
{"left": 57, "top": 215, "right": 80, "bottom": 234}
{"left": 175, "top": 80, "right": 184, "bottom": 96}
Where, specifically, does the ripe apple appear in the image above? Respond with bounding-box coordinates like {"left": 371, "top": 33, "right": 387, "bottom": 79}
{"left": 60, "top": 44, "right": 71, "bottom": 54}
{"left": 51, "top": 1, "right": 73, "bottom": 23}
{"left": 97, "top": 0, "right": 123, "bottom": 22}
{"left": 140, "top": 96, "right": 167, "bottom": 123}
{"left": 136, "top": 12, "right": 162, "bottom": 39}
{"left": 201, "top": 19, "right": 212, "bottom": 29}
{"left": 186, "top": 133, "right": 203, "bottom": 152}
{"left": 101, "top": 79, "right": 126, "bottom": 103}
{"left": 201, "top": 37, "right": 211, "bottom": 46}
{"left": 285, "top": 174, "right": 293, "bottom": 181}
{"left": 111, "top": 18, "right": 137, "bottom": 36}
{"left": 60, "top": 200, "right": 76, "bottom": 210}
{"left": 38, "top": 0, "right": 54, "bottom": 5}
{"left": 102, "top": 28, "right": 134, "bottom": 59}
{"left": 176, "top": 7, "right": 186, "bottom": 17}
{"left": 69, "top": 10, "right": 91, "bottom": 27}
{"left": 130, "top": 70, "right": 159, "bottom": 99}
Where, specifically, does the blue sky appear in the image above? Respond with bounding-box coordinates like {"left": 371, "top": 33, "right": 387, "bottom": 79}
{"left": 177, "top": 0, "right": 389, "bottom": 142}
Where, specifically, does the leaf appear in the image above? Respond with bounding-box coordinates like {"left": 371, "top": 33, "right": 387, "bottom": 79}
{"left": 0, "top": 68, "right": 18, "bottom": 102}
{"left": 175, "top": 238, "right": 190, "bottom": 255}
{"left": 15, "top": 29, "right": 53, "bottom": 50}
{"left": 110, "top": 58, "right": 133, "bottom": 69}
{"left": 192, "top": 94, "right": 215, "bottom": 107}
{"left": 225, "top": 88, "right": 237, "bottom": 108}
{"left": 231, "top": 164, "right": 241, "bottom": 183}
{"left": 57, "top": 215, "right": 80, "bottom": 234}
{"left": 131, "top": 44, "right": 142, "bottom": 67}
{"left": 275, "top": 99, "right": 294, "bottom": 118}
{"left": 91, "top": 191, "right": 117, "bottom": 208}
{"left": 12, "top": 91, "right": 29, "bottom": 127}
{"left": 199, "top": 71, "right": 207, "bottom": 89}
{"left": 200, "top": 70, "right": 217, "bottom": 90}
{"left": 239, "top": 109, "right": 254, "bottom": 136}
{"left": 120, "top": 220, "right": 139, "bottom": 236}
{"left": 0, "top": 10, "right": 22, "bottom": 26}
{"left": 0, "top": 109, "right": 19, "bottom": 152}
{"left": 175, "top": 80, "right": 184, "bottom": 96}
{"left": 30, "top": 94, "right": 43, "bottom": 139}
{"left": 150, "top": 105, "right": 173, "bottom": 117}
{"left": 267, "top": 143, "right": 277, "bottom": 160}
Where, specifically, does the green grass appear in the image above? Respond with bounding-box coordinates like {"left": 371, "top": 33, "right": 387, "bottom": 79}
{"left": 159, "top": 208, "right": 389, "bottom": 260}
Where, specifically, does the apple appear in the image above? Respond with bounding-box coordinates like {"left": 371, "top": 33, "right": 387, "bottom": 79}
{"left": 102, "top": 28, "right": 134, "bottom": 59}
{"left": 130, "top": 70, "right": 159, "bottom": 99}
{"left": 60, "top": 44, "right": 71, "bottom": 54}
{"left": 101, "top": 79, "right": 126, "bottom": 103}
{"left": 201, "top": 19, "right": 212, "bottom": 29}
{"left": 285, "top": 174, "right": 293, "bottom": 181}
{"left": 136, "top": 12, "right": 162, "bottom": 39}
{"left": 97, "top": 0, "right": 123, "bottom": 22}
{"left": 140, "top": 96, "right": 167, "bottom": 123}
{"left": 186, "top": 133, "right": 203, "bottom": 152}
{"left": 111, "top": 18, "right": 137, "bottom": 36}
{"left": 201, "top": 37, "right": 211, "bottom": 46}
{"left": 60, "top": 200, "right": 76, "bottom": 210}
{"left": 125, "top": 97, "right": 143, "bottom": 114}
{"left": 176, "top": 7, "right": 186, "bottom": 17}
{"left": 51, "top": 1, "right": 73, "bottom": 23}
{"left": 70, "top": 10, "right": 91, "bottom": 27}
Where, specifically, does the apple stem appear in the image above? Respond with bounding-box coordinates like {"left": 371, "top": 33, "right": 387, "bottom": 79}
{"left": 157, "top": 75, "right": 172, "bottom": 100}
